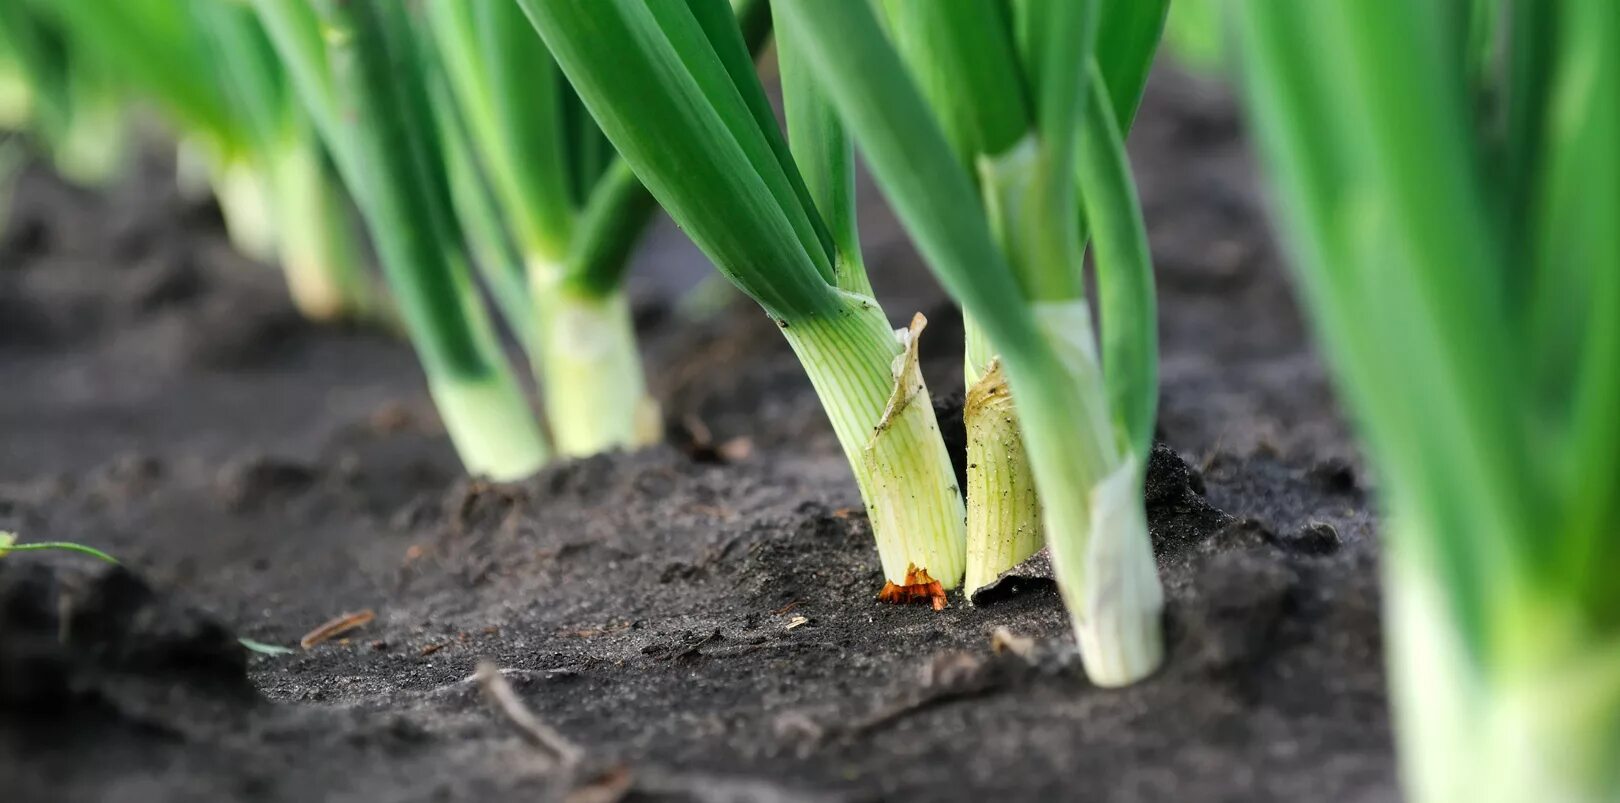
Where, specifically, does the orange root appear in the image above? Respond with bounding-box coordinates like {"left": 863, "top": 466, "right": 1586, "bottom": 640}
{"left": 877, "top": 565, "right": 948, "bottom": 610}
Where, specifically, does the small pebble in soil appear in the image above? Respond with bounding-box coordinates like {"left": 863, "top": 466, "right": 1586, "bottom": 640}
{"left": 1279, "top": 521, "right": 1342, "bottom": 556}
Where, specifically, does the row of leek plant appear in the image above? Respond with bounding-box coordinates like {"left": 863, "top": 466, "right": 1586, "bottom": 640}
{"left": 418, "top": 0, "right": 670, "bottom": 456}
{"left": 0, "top": 1, "right": 129, "bottom": 189}
{"left": 427, "top": 0, "right": 770, "bottom": 456}
{"left": 244, "top": 0, "right": 769, "bottom": 475}
{"left": 1231, "top": 0, "right": 1619, "bottom": 800}
{"left": 248, "top": 0, "right": 550, "bottom": 480}
{"left": 0, "top": 0, "right": 377, "bottom": 322}
{"left": 524, "top": 0, "right": 1170, "bottom": 685}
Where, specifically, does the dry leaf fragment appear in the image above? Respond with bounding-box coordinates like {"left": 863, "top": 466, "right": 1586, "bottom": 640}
{"left": 299, "top": 609, "right": 376, "bottom": 649}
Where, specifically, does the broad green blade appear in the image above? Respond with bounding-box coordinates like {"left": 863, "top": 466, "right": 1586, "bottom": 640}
{"left": 426, "top": 0, "right": 574, "bottom": 262}
{"left": 998, "top": 0, "right": 1093, "bottom": 301}
{"left": 874, "top": 0, "right": 1029, "bottom": 165}
{"left": 249, "top": 0, "right": 348, "bottom": 182}
{"left": 1013, "top": 0, "right": 1094, "bottom": 152}
{"left": 1096, "top": 0, "right": 1170, "bottom": 131}
{"left": 1327, "top": 2, "right": 1536, "bottom": 581}
{"left": 772, "top": 0, "right": 870, "bottom": 295}
{"left": 1499, "top": 0, "right": 1556, "bottom": 284}
{"left": 564, "top": 158, "right": 658, "bottom": 298}
{"left": 516, "top": 0, "right": 838, "bottom": 320}
{"left": 1538, "top": 0, "right": 1620, "bottom": 615}
{"left": 1234, "top": 0, "right": 1535, "bottom": 658}
{"left": 683, "top": 0, "right": 836, "bottom": 273}
{"left": 771, "top": 0, "right": 1040, "bottom": 359}
{"left": 39, "top": 0, "right": 237, "bottom": 149}
{"left": 428, "top": 26, "right": 537, "bottom": 352}
{"left": 564, "top": 0, "right": 781, "bottom": 296}
{"left": 190, "top": 0, "right": 293, "bottom": 154}
{"left": 314, "top": 0, "right": 490, "bottom": 380}
{"left": 1079, "top": 62, "right": 1157, "bottom": 460}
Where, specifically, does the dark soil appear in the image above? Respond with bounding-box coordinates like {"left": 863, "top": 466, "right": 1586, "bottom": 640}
{"left": 0, "top": 67, "right": 1395, "bottom": 802}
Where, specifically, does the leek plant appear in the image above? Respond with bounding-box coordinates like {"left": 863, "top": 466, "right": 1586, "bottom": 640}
{"left": 861, "top": 0, "right": 1165, "bottom": 601}
{"left": 418, "top": 0, "right": 660, "bottom": 456}
{"left": 187, "top": 0, "right": 374, "bottom": 322}
{"left": 1232, "top": 1, "right": 1619, "bottom": 799}
{"left": 773, "top": 0, "right": 1166, "bottom": 685}
{"left": 12, "top": 0, "right": 375, "bottom": 322}
{"left": 521, "top": 0, "right": 968, "bottom": 598}
{"left": 251, "top": 0, "right": 548, "bottom": 480}
{"left": 187, "top": 0, "right": 375, "bottom": 322}
{"left": 0, "top": 1, "right": 129, "bottom": 186}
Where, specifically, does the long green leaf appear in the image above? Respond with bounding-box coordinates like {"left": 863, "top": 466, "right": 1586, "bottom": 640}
{"left": 772, "top": 1, "right": 869, "bottom": 295}
{"left": 190, "top": 0, "right": 293, "bottom": 155}
{"left": 1079, "top": 62, "right": 1157, "bottom": 460}
{"left": 564, "top": 158, "right": 658, "bottom": 298}
{"left": 39, "top": 0, "right": 236, "bottom": 149}
{"left": 516, "top": 0, "right": 838, "bottom": 320}
{"left": 771, "top": 0, "right": 1040, "bottom": 358}
{"left": 315, "top": 0, "right": 491, "bottom": 379}
{"left": 875, "top": 0, "right": 1028, "bottom": 168}
{"left": 248, "top": 0, "right": 346, "bottom": 177}
{"left": 1096, "top": 0, "right": 1170, "bottom": 130}
{"left": 427, "top": 0, "right": 573, "bottom": 262}
{"left": 1541, "top": 0, "right": 1620, "bottom": 615}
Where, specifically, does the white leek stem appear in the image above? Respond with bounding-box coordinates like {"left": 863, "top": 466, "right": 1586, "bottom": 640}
{"left": 427, "top": 371, "right": 549, "bottom": 481}
{"left": 530, "top": 264, "right": 661, "bottom": 456}
{"left": 1016, "top": 300, "right": 1163, "bottom": 686}
{"left": 270, "top": 140, "right": 368, "bottom": 322}
{"left": 0, "top": 63, "right": 31, "bottom": 130}
{"left": 213, "top": 159, "right": 280, "bottom": 265}
{"left": 50, "top": 96, "right": 127, "bottom": 187}
{"left": 1388, "top": 539, "right": 1620, "bottom": 803}
{"left": 781, "top": 294, "right": 966, "bottom": 588}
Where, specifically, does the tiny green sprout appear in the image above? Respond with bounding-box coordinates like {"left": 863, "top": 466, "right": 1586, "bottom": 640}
{"left": 239, "top": 638, "right": 297, "bottom": 656}
{"left": 0, "top": 531, "right": 120, "bottom": 564}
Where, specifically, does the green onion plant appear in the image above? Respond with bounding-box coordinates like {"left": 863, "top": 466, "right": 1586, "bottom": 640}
{"left": 1231, "top": 1, "right": 1619, "bottom": 799}
{"left": 9, "top": 0, "right": 377, "bottom": 323}
{"left": 521, "top": 0, "right": 968, "bottom": 597}
{"left": 0, "top": 1, "right": 130, "bottom": 186}
{"left": 187, "top": 0, "right": 376, "bottom": 322}
{"left": 857, "top": 0, "right": 1164, "bottom": 604}
{"left": 415, "top": 0, "right": 665, "bottom": 456}
{"left": 772, "top": 0, "right": 1167, "bottom": 685}
{"left": 251, "top": 0, "right": 549, "bottom": 480}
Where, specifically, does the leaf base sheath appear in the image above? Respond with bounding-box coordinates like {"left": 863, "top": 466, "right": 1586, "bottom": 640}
{"left": 963, "top": 358, "right": 1044, "bottom": 598}
{"left": 533, "top": 272, "right": 662, "bottom": 456}
{"left": 1388, "top": 550, "right": 1620, "bottom": 803}
{"left": 428, "top": 371, "right": 548, "bottom": 481}
{"left": 780, "top": 295, "right": 966, "bottom": 589}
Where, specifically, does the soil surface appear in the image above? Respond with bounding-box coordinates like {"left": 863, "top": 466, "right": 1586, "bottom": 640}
{"left": 0, "top": 67, "right": 1395, "bottom": 802}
